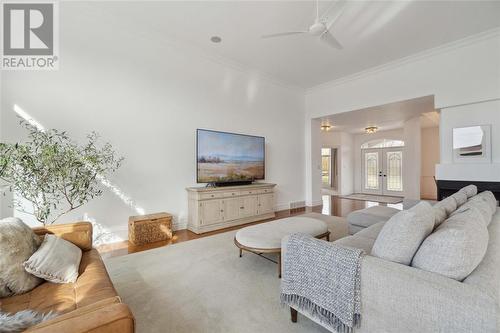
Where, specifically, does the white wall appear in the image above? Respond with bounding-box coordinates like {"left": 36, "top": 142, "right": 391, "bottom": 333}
{"left": 421, "top": 126, "right": 439, "bottom": 199}
{"left": 305, "top": 119, "right": 322, "bottom": 206}
{"left": 436, "top": 99, "right": 500, "bottom": 181}
{"left": 0, "top": 6, "right": 305, "bottom": 237}
{"left": 305, "top": 30, "right": 500, "bottom": 203}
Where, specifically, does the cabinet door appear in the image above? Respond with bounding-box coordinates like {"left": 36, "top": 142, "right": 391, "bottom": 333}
{"left": 222, "top": 198, "right": 241, "bottom": 222}
{"left": 240, "top": 196, "right": 258, "bottom": 218}
{"left": 258, "top": 194, "right": 274, "bottom": 215}
{"left": 200, "top": 200, "right": 223, "bottom": 225}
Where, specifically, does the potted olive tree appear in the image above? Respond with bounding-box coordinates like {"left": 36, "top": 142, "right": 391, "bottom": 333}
{"left": 0, "top": 121, "right": 123, "bottom": 225}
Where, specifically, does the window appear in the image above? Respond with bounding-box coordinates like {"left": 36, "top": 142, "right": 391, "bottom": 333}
{"left": 361, "top": 139, "right": 404, "bottom": 149}
{"left": 321, "top": 148, "right": 331, "bottom": 186}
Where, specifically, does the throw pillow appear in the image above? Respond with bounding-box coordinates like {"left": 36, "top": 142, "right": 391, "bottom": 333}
{"left": 451, "top": 191, "right": 467, "bottom": 207}
{"left": 452, "top": 195, "right": 492, "bottom": 227}
{"left": 371, "top": 202, "right": 435, "bottom": 265}
{"left": 0, "top": 218, "right": 42, "bottom": 297}
{"left": 24, "top": 234, "right": 82, "bottom": 284}
{"left": 412, "top": 207, "right": 488, "bottom": 281}
{"left": 476, "top": 191, "right": 498, "bottom": 214}
{"left": 432, "top": 196, "right": 457, "bottom": 227}
{"left": 459, "top": 185, "right": 478, "bottom": 199}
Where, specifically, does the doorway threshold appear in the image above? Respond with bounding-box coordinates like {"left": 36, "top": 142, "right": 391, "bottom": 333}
{"left": 338, "top": 193, "right": 403, "bottom": 204}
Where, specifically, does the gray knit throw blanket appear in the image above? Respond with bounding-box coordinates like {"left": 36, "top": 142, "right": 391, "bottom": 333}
{"left": 280, "top": 233, "right": 364, "bottom": 333}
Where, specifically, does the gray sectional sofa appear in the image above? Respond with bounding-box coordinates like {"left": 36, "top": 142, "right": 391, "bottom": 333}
{"left": 285, "top": 186, "right": 499, "bottom": 332}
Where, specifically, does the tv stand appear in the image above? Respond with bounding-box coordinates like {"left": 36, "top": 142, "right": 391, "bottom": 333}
{"left": 186, "top": 183, "right": 276, "bottom": 234}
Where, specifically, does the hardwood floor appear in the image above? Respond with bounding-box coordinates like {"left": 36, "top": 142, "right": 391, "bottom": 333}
{"left": 97, "top": 195, "right": 402, "bottom": 259}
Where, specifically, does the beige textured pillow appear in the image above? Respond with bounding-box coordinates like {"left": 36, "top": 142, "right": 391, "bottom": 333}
{"left": 459, "top": 185, "right": 478, "bottom": 199}
{"left": 0, "top": 217, "right": 42, "bottom": 297}
{"left": 372, "top": 202, "right": 435, "bottom": 265}
{"left": 24, "top": 234, "right": 82, "bottom": 284}
{"left": 476, "top": 191, "right": 498, "bottom": 214}
{"left": 412, "top": 207, "right": 488, "bottom": 281}
{"left": 452, "top": 196, "right": 493, "bottom": 227}
{"left": 451, "top": 191, "right": 467, "bottom": 207}
{"left": 433, "top": 196, "right": 457, "bottom": 227}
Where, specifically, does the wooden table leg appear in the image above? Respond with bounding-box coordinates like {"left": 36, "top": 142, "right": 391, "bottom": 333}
{"left": 278, "top": 252, "right": 282, "bottom": 278}
{"left": 291, "top": 307, "right": 298, "bottom": 323}
{"left": 239, "top": 248, "right": 242, "bottom": 257}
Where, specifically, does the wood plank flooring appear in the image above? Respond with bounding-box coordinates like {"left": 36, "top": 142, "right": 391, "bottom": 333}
{"left": 97, "top": 195, "right": 402, "bottom": 259}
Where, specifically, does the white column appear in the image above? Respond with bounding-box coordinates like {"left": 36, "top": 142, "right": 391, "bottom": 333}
{"left": 305, "top": 118, "right": 322, "bottom": 206}
{"left": 403, "top": 116, "right": 422, "bottom": 200}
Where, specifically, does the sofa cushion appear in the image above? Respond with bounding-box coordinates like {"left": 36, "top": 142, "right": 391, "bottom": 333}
{"left": 412, "top": 207, "right": 489, "bottom": 281}
{"left": 459, "top": 184, "right": 478, "bottom": 198}
{"left": 24, "top": 234, "right": 83, "bottom": 284}
{"left": 0, "top": 249, "right": 117, "bottom": 314}
{"left": 354, "top": 221, "right": 385, "bottom": 240}
{"left": 346, "top": 206, "right": 400, "bottom": 228}
{"left": 334, "top": 235, "right": 376, "bottom": 254}
{"left": 0, "top": 217, "right": 42, "bottom": 298}
{"left": 371, "top": 202, "right": 435, "bottom": 265}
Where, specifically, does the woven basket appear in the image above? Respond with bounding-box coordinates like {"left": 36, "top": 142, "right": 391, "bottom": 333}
{"left": 128, "top": 212, "right": 172, "bottom": 246}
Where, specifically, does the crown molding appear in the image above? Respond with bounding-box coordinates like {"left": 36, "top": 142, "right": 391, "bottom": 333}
{"left": 306, "top": 27, "right": 500, "bottom": 95}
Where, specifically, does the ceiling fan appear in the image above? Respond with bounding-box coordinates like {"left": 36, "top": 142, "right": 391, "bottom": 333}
{"left": 261, "top": 0, "right": 346, "bottom": 49}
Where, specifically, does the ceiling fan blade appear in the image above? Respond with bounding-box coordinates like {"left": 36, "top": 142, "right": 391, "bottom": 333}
{"left": 261, "top": 31, "right": 307, "bottom": 39}
{"left": 320, "top": 30, "right": 343, "bottom": 49}
{"left": 326, "top": 1, "right": 348, "bottom": 30}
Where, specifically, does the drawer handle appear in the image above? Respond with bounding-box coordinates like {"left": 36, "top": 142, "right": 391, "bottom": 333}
{"left": 240, "top": 207, "right": 244, "bottom": 209}
{"left": 211, "top": 194, "right": 215, "bottom": 197}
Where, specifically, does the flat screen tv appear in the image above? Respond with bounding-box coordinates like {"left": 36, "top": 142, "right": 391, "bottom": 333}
{"left": 197, "top": 129, "right": 265, "bottom": 185}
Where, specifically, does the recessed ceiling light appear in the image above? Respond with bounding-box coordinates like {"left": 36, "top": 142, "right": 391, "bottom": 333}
{"left": 210, "top": 36, "right": 222, "bottom": 43}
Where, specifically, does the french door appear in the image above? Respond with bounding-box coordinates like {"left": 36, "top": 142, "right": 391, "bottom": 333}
{"left": 362, "top": 148, "right": 403, "bottom": 196}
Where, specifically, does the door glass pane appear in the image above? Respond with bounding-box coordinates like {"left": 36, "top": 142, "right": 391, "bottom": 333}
{"left": 364, "top": 152, "right": 379, "bottom": 190}
{"left": 386, "top": 151, "right": 403, "bottom": 191}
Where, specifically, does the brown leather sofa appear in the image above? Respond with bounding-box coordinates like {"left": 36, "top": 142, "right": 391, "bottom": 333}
{"left": 0, "top": 222, "right": 135, "bottom": 332}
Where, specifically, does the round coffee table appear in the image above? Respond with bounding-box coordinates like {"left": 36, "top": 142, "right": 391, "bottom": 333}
{"left": 234, "top": 216, "right": 330, "bottom": 277}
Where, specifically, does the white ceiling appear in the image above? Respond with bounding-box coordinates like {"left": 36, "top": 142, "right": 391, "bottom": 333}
{"left": 320, "top": 95, "right": 438, "bottom": 133}
{"left": 75, "top": 1, "right": 500, "bottom": 89}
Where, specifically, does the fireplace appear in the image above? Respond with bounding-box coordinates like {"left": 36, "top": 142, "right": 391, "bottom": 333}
{"left": 436, "top": 179, "right": 500, "bottom": 205}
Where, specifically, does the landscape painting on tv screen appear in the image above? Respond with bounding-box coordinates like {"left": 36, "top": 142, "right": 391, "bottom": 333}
{"left": 197, "top": 129, "right": 265, "bottom": 183}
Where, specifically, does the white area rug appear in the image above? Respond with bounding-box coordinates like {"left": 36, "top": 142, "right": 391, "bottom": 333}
{"left": 105, "top": 218, "right": 347, "bottom": 333}
{"left": 339, "top": 193, "right": 403, "bottom": 204}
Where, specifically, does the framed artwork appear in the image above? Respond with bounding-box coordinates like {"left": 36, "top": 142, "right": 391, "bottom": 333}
{"left": 453, "top": 125, "right": 491, "bottom": 163}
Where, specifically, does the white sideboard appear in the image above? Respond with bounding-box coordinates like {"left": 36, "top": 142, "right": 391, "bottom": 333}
{"left": 186, "top": 183, "right": 276, "bottom": 234}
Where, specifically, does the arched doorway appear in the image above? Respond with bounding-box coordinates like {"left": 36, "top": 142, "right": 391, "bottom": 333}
{"left": 361, "top": 139, "right": 404, "bottom": 196}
